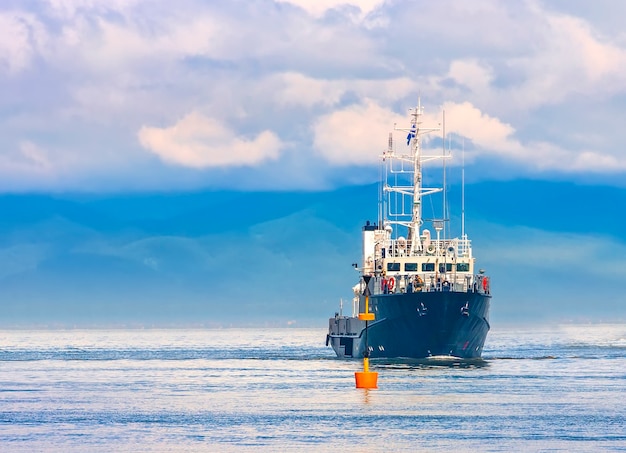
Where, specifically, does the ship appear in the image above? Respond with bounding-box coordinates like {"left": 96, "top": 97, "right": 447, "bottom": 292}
{"left": 327, "top": 100, "right": 492, "bottom": 359}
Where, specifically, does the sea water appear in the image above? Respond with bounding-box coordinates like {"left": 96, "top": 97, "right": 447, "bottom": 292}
{"left": 0, "top": 325, "right": 625, "bottom": 452}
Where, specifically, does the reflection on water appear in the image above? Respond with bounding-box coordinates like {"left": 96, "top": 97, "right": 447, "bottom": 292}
{"left": 0, "top": 325, "right": 624, "bottom": 452}
{"left": 374, "top": 356, "right": 489, "bottom": 369}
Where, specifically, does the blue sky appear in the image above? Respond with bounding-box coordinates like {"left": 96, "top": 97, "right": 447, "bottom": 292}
{"left": 1, "top": 0, "right": 625, "bottom": 326}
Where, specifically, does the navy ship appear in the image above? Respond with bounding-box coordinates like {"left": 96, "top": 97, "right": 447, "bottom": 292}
{"left": 327, "top": 101, "right": 491, "bottom": 359}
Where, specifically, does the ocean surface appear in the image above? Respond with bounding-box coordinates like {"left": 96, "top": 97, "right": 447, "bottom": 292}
{"left": 0, "top": 325, "right": 625, "bottom": 452}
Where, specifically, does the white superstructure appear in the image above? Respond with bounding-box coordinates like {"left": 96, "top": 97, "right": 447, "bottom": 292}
{"left": 360, "top": 100, "right": 488, "bottom": 297}
{"left": 328, "top": 100, "right": 493, "bottom": 359}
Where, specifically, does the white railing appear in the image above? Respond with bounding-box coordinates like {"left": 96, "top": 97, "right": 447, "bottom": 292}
{"left": 385, "top": 238, "right": 472, "bottom": 258}
{"left": 364, "top": 274, "right": 490, "bottom": 296}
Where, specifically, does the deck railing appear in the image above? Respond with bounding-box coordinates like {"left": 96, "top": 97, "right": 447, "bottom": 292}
{"left": 385, "top": 238, "right": 472, "bottom": 258}
{"left": 362, "top": 274, "right": 490, "bottom": 297}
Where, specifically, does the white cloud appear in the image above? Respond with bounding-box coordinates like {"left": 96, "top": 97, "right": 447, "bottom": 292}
{"left": 446, "top": 60, "right": 494, "bottom": 94}
{"left": 45, "top": 0, "right": 145, "bottom": 19}
{"left": 18, "top": 141, "right": 52, "bottom": 169}
{"left": 550, "top": 13, "right": 626, "bottom": 84}
{"left": 0, "top": 12, "right": 47, "bottom": 74}
{"left": 272, "top": 72, "right": 415, "bottom": 109}
{"left": 61, "top": 16, "right": 205, "bottom": 73}
{"left": 434, "top": 102, "right": 626, "bottom": 173}
{"left": 312, "top": 99, "right": 403, "bottom": 165}
{"left": 273, "top": 72, "right": 346, "bottom": 108}
{"left": 0, "top": 141, "right": 52, "bottom": 174}
{"left": 304, "top": 93, "right": 626, "bottom": 174}
{"left": 276, "top": 0, "right": 385, "bottom": 19}
{"left": 437, "top": 102, "right": 521, "bottom": 156}
{"left": 138, "top": 112, "right": 283, "bottom": 168}
{"left": 509, "top": 12, "right": 626, "bottom": 107}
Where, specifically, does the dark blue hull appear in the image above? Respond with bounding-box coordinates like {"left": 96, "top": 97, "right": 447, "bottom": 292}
{"left": 364, "top": 291, "right": 490, "bottom": 358}
{"left": 329, "top": 290, "right": 491, "bottom": 359}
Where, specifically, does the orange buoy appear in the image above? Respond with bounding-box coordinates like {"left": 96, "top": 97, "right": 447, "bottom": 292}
{"left": 355, "top": 357, "right": 378, "bottom": 389}
{"left": 355, "top": 372, "right": 378, "bottom": 388}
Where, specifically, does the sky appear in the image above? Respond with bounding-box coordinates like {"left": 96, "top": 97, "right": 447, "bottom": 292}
{"left": 1, "top": 0, "right": 626, "bottom": 327}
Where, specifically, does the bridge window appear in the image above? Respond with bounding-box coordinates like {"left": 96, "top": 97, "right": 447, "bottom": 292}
{"left": 387, "top": 262, "right": 400, "bottom": 272}
{"left": 457, "top": 263, "right": 470, "bottom": 272}
{"left": 422, "top": 263, "right": 435, "bottom": 272}
{"left": 405, "top": 263, "right": 418, "bottom": 272}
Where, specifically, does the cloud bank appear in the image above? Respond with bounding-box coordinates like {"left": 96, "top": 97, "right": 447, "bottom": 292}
{"left": 2, "top": 0, "right": 626, "bottom": 190}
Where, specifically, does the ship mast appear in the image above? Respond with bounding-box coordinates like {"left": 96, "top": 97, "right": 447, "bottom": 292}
{"left": 404, "top": 99, "right": 441, "bottom": 254}
{"left": 409, "top": 104, "right": 420, "bottom": 248}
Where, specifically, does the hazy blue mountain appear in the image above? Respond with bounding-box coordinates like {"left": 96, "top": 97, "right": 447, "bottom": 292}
{"left": 0, "top": 180, "right": 624, "bottom": 327}
{"left": 464, "top": 179, "right": 626, "bottom": 239}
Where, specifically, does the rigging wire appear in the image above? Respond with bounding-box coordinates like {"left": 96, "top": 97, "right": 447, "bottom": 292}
{"left": 442, "top": 109, "right": 447, "bottom": 240}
